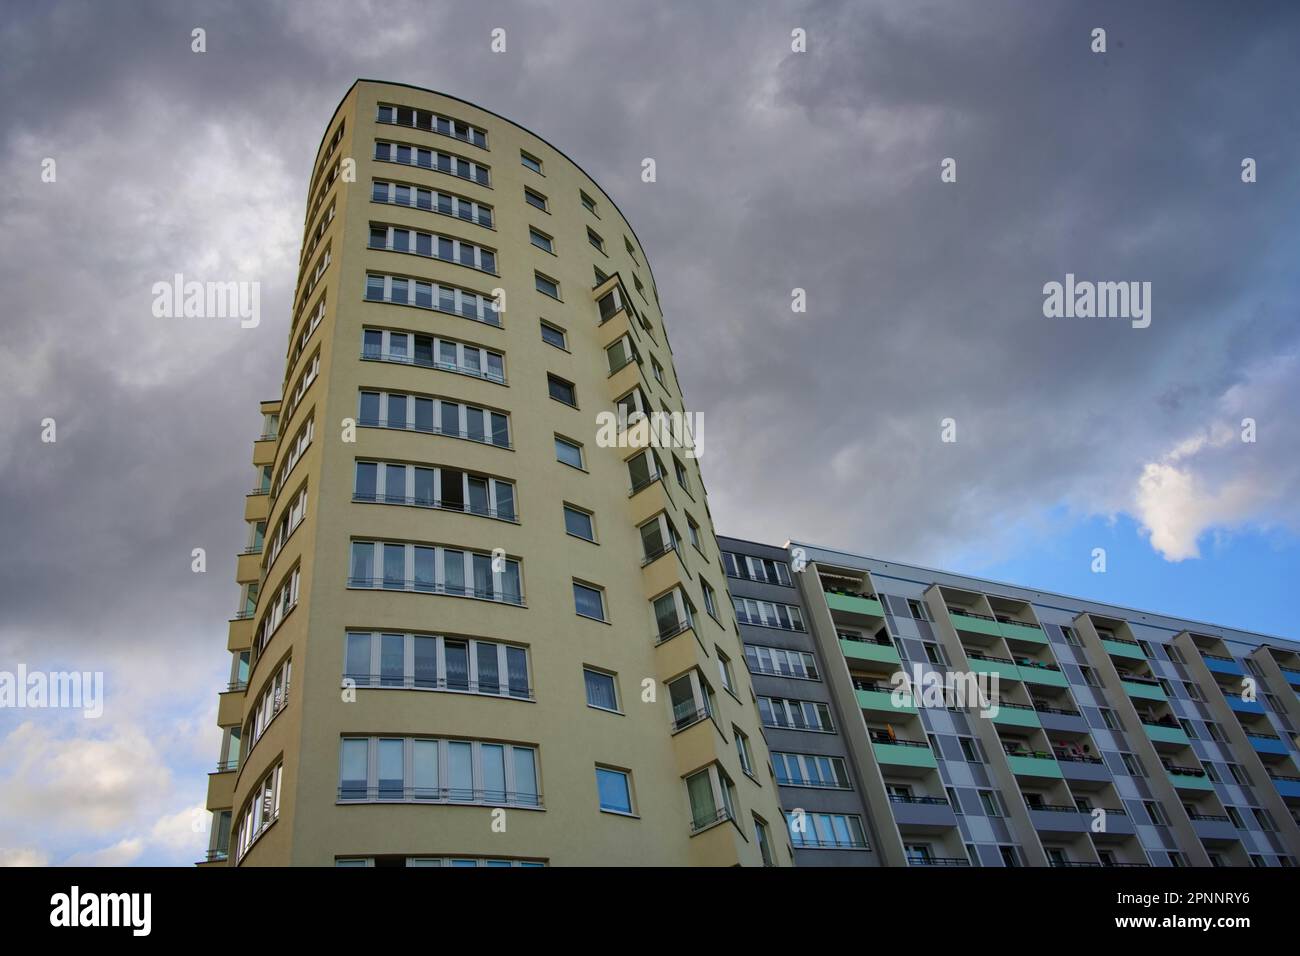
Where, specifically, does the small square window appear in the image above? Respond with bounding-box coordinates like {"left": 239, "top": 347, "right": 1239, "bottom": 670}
{"left": 564, "top": 505, "right": 595, "bottom": 542}
{"left": 595, "top": 767, "right": 632, "bottom": 814}
{"left": 555, "top": 436, "right": 583, "bottom": 469}
{"left": 584, "top": 669, "right": 618, "bottom": 712}
{"left": 574, "top": 582, "right": 606, "bottom": 621}
{"left": 540, "top": 321, "right": 566, "bottom": 350}
{"left": 587, "top": 228, "right": 605, "bottom": 252}
{"left": 547, "top": 374, "right": 576, "bottom": 407}
{"left": 580, "top": 190, "right": 598, "bottom": 215}
{"left": 529, "top": 228, "right": 553, "bottom": 253}
{"left": 524, "top": 188, "right": 548, "bottom": 212}
{"left": 535, "top": 273, "right": 560, "bottom": 299}
{"left": 520, "top": 151, "right": 543, "bottom": 174}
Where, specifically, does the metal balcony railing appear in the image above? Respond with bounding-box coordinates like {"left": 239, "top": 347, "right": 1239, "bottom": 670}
{"left": 337, "top": 786, "right": 542, "bottom": 806}
{"left": 351, "top": 491, "right": 516, "bottom": 522}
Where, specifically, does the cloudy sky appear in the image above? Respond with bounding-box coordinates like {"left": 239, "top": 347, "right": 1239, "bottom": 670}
{"left": 1, "top": 0, "right": 1297, "bottom": 865}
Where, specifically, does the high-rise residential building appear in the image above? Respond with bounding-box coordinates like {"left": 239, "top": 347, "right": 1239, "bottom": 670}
{"left": 201, "top": 80, "right": 792, "bottom": 867}
{"left": 742, "top": 539, "right": 1300, "bottom": 867}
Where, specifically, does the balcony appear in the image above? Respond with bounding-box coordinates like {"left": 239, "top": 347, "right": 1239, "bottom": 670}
{"left": 853, "top": 679, "right": 917, "bottom": 715}
{"left": 966, "top": 652, "right": 1021, "bottom": 683}
{"left": 1202, "top": 654, "right": 1244, "bottom": 677}
{"left": 1004, "top": 750, "right": 1063, "bottom": 779}
{"left": 989, "top": 701, "right": 1041, "bottom": 729}
{"left": 888, "top": 795, "right": 957, "bottom": 831}
{"left": 1015, "top": 659, "right": 1069, "bottom": 688}
{"left": 1035, "top": 704, "right": 1089, "bottom": 734}
{"left": 996, "top": 617, "right": 1048, "bottom": 645}
{"left": 1101, "top": 636, "right": 1146, "bottom": 661}
{"left": 906, "top": 854, "right": 971, "bottom": 867}
{"left": 1279, "top": 666, "right": 1300, "bottom": 688}
{"left": 947, "top": 607, "right": 1002, "bottom": 638}
{"left": 1268, "top": 774, "right": 1300, "bottom": 800}
{"left": 871, "top": 734, "right": 938, "bottom": 771}
{"left": 1247, "top": 733, "right": 1289, "bottom": 757}
{"left": 1056, "top": 752, "right": 1113, "bottom": 783}
{"left": 825, "top": 589, "right": 884, "bottom": 619}
{"left": 1141, "top": 719, "right": 1190, "bottom": 747}
{"left": 1120, "top": 676, "right": 1167, "bottom": 701}
{"left": 1165, "top": 764, "right": 1214, "bottom": 791}
{"left": 1189, "top": 814, "right": 1238, "bottom": 843}
{"left": 1027, "top": 804, "right": 1129, "bottom": 834}
{"left": 1226, "top": 695, "right": 1266, "bottom": 716}
{"left": 839, "top": 633, "right": 899, "bottom": 665}
{"left": 206, "top": 767, "right": 236, "bottom": 810}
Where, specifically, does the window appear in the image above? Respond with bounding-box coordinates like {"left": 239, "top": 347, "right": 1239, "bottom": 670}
{"left": 580, "top": 190, "right": 598, "bottom": 215}
{"left": 555, "top": 435, "right": 584, "bottom": 469}
{"left": 373, "top": 140, "right": 490, "bottom": 185}
{"left": 520, "top": 150, "right": 542, "bottom": 173}
{"left": 687, "top": 766, "right": 735, "bottom": 832}
{"left": 673, "top": 454, "right": 690, "bottom": 493}
{"left": 721, "top": 552, "right": 793, "bottom": 586}
{"left": 584, "top": 668, "right": 619, "bottom": 712}
{"left": 744, "top": 645, "right": 818, "bottom": 680}
{"left": 345, "top": 631, "right": 529, "bottom": 698}
{"left": 364, "top": 272, "right": 501, "bottom": 327}
{"left": 716, "top": 648, "right": 734, "bottom": 693}
{"left": 587, "top": 227, "right": 605, "bottom": 252}
{"left": 1100, "top": 707, "right": 1120, "bottom": 730}
{"left": 701, "top": 579, "right": 719, "bottom": 620}
{"left": 340, "top": 736, "right": 539, "bottom": 806}
{"left": 639, "top": 513, "right": 678, "bottom": 563}
{"left": 627, "top": 449, "right": 664, "bottom": 493}
{"left": 686, "top": 515, "right": 702, "bottom": 550}
{"left": 371, "top": 179, "right": 493, "bottom": 228}
{"left": 358, "top": 389, "right": 509, "bottom": 448}
{"left": 524, "top": 187, "right": 547, "bottom": 211}
{"left": 667, "top": 671, "right": 713, "bottom": 730}
{"left": 563, "top": 505, "right": 595, "bottom": 541}
{"left": 624, "top": 235, "right": 638, "bottom": 262}
{"left": 771, "top": 752, "right": 849, "bottom": 788}
{"left": 754, "top": 815, "right": 774, "bottom": 865}
{"left": 651, "top": 356, "right": 665, "bottom": 385}
{"left": 355, "top": 461, "right": 515, "bottom": 521}
{"left": 235, "top": 762, "right": 284, "bottom": 860}
{"left": 376, "top": 104, "right": 487, "bottom": 148}
{"left": 349, "top": 540, "right": 522, "bottom": 604}
{"left": 733, "top": 597, "right": 805, "bottom": 631}
{"left": 369, "top": 223, "right": 497, "bottom": 274}
{"left": 958, "top": 736, "right": 982, "bottom": 762}
{"left": 361, "top": 328, "right": 505, "bottom": 383}
{"left": 540, "top": 321, "right": 566, "bottom": 350}
{"left": 529, "top": 227, "right": 553, "bottom": 253}
{"left": 244, "top": 656, "right": 292, "bottom": 751}
{"left": 787, "top": 812, "right": 867, "bottom": 850}
{"left": 759, "top": 696, "right": 832, "bottom": 732}
{"left": 547, "top": 374, "right": 577, "bottom": 407}
{"left": 596, "top": 767, "right": 633, "bottom": 814}
{"left": 979, "top": 790, "right": 1004, "bottom": 817}
{"left": 1121, "top": 752, "right": 1145, "bottom": 777}
{"left": 535, "top": 272, "right": 560, "bottom": 299}
{"left": 907, "top": 599, "right": 928, "bottom": 621}
{"left": 653, "top": 588, "right": 695, "bottom": 641}
{"left": 574, "top": 581, "right": 606, "bottom": 621}
{"left": 734, "top": 728, "right": 754, "bottom": 776}
{"left": 253, "top": 566, "right": 301, "bottom": 656}
{"left": 1061, "top": 625, "right": 1082, "bottom": 646}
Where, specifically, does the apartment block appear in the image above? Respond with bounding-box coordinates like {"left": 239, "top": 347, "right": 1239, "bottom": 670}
{"left": 775, "top": 540, "right": 1300, "bottom": 867}
{"left": 201, "top": 80, "right": 791, "bottom": 867}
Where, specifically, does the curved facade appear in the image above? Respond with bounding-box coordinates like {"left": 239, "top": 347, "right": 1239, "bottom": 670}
{"left": 202, "top": 80, "right": 792, "bottom": 867}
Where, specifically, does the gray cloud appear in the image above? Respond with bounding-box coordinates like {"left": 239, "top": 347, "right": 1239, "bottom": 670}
{"left": 1, "top": 0, "right": 1297, "bottom": 863}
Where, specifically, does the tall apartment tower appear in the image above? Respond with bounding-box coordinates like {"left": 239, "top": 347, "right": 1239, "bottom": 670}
{"left": 202, "top": 80, "right": 792, "bottom": 867}
{"left": 771, "top": 540, "right": 1300, "bottom": 867}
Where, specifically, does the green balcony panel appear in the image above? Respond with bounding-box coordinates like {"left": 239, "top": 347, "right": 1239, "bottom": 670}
{"left": 949, "top": 612, "right": 1001, "bottom": 638}
{"left": 1007, "top": 755, "right": 1063, "bottom": 779}
{"left": 826, "top": 593, "right": 884, "bottom": 617}
{"left": 1144, "top": 724, "right": 1190, "bottom": 746}
{"left": 1102, "top": 639, "right": 1146, "bottom": 661}
{"left": 855, "top": 688, "right": 917, "bottom": 714}
{"left": 872, "top": 742, "right": 938, "bottom": 769}
{"left": 1017, "top": 666, "right": 1069, "bottom": 688}
{"left": 1122, "top": 680, "right": 1167, "bottom": 701}
{"left": 998, "top": 621, "right": 1048, "bottom": 645}
{"left": 968, "top": 658, "right": 1021, "bottom": 683}
{"left": 1168, "top": 772, "right": 1214, "bottom": 791}
{"left": 840, "top": 637, "right": 900, "bottom": 665}
{"left": 989, "top": 707, "right": 1041, "bottom": 729}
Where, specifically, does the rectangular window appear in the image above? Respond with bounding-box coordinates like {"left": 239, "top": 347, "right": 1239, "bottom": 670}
{"left": 587, "top": 227, "right": 605, "bottom": 252}
{"left": 529, "top": 227, "right": 553, "bottom": 253}
{"left": 787, "top": 812, "right": 867, "bottom": 850}
{"left": 520, "top": 150, "right": 542, "bottom": 173}
{"left": 574, "top": 582, "right": 606, "bottom": 621}
{"left": 535, "top": 272, "right": 560, "bottom": 299}
{"left": 540, "top": 321, "right": 566, "bottom": 349}
{"left": 524, "top": 188, "right": 548, "bottom": 211}
{"left": 596, "top": 767, "right": 633, "bottom": 815}
{"left": 771, "top": 752, "right": 849, "bottom": 789}
{"left": 564, "top": 505, "right": 595, "bottom": 541}
{"left": 580, "top": 190, "right": 597, "bottom": 215}
{"left": 547, "top": 374, "right": 576, "bottom": 406}
{"left": 340, "top": 736, "right": 539, "bottom": 806}
{"left": 584, "top": 668, "right": 619, "bottom": 712}
{"left": 555, "top": 436, "right": 583, "bottom": 469}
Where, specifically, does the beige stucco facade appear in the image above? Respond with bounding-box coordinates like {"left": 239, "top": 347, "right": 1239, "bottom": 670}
{"left": 202, "top": 80, "right": 792, "bottom": 867}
